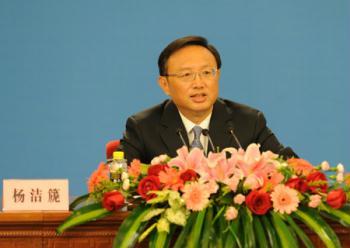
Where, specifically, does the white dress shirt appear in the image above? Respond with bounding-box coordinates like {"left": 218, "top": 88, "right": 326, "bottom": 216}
{"left": 178, "top": 111, "right": 212, "bottom": 154}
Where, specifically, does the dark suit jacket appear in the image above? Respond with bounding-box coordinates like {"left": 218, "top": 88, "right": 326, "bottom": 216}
{"left": 120, "top": 98, "right": 297, "bottom": 163}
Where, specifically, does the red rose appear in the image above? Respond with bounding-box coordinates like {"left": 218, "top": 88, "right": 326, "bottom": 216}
{"left": 137, "top": 175, "right": 162, "bottom": 200}
{"left": 102, "top": 191, "right": 125, "bottom": 211}
{"left": 306, "top": 171, "right": 328, "bottom": 193}
{"left": 285, "top": 178, "right": 308, "bottom": 193}
{"left": 148, "top": 164, "right": 169, "bottom": 176}
{"left": 180, "top": 169, "right": 198, "bottom": 183}
{"left": 245, "top": 190, "right": 272, "bottom": 215}
{"left": 326, "top": 189, "right": 347, "bottom": 209}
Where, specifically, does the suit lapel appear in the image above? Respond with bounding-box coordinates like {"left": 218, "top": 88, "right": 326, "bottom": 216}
{"left": 208, "top": 99, "right": 235, "bottom": 152}
{"left": 159, "top": 100, "right": 189, "bottom": 157}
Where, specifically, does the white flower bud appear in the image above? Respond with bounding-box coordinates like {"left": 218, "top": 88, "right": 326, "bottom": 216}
{"left": 336, "top": 173, "right": 344, "bottom": 183}
{"left": 225, "top": 206, "right": 238, "bottom": 221}
{"left": 122, "top": 179, "right": 130, "bottom": 190}
{"left": 337, "top": 163, "right": 344, "bottom": 173}
{"left": 279, "top": 162, "right": 288, "bottom": 168}
{"left": 233, "top": 194, "right": 245, "bottom": 205}
{"left": 121, "top": 172, "right": 129, "bottom": 181}
{"left": 320, "top": 161, "right": 330, "bottom": 171}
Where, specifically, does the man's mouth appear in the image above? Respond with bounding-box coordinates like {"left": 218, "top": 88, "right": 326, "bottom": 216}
{"left": 190, "top": 93, "right": 207, "bottom": 103}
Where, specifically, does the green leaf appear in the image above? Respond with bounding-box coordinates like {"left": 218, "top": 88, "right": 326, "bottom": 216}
{"left": 212, "top": 206, "right": 225, "bottom": 224}
{"left": 293, "top": 207, "right": 341, "bottom": 248}
{"left": 113, "top": 204, "right": 152, "bottom": 248}
{"left": 253, "top": 216, "right": 268, "bottom": 248}
{"left": 270, "top": 212, "right": 298, "bottom": 248}
{"left": 151, "top": 231, "right": 168, "bottom": 248}
{"left": 173, "top": 213, "right": 197, "bottom": 248}
{"left": 227, "top": 211, "right": 242, "bottom": 248}
{"left": 166, "top": 225, "right": 177, "bottom": 247}
{"left": 285, "top": 215, "right": 314, "bottom": 248}
{"left": 201, "top": 206, "right": 214, "bottom": 248}
{"left": 69, "top": 193, "right": 90, "bottom": 210}
{"left": 320, "top": 203, "right": 350, "bottom": 227}
{"left": 139, "top": 223, "right": 157, "bottom": 243}
{"left": 228, "top": 221, "right": 242, "bottom": 248}
{"left": 261, "top": 215, "right": 279, "bottom": 248}
{"left": 241, "top": 207, "right": 255, "bottom": 248}
{"left": 224, "top": 224, "right": 235, "bottom": 248}
{"left": 148, "top": 229, "right": 157, "bottom": 247}
{"left": 151, "top": 225, "right": 177, "bottom": 248}
{"left": 216, "top": 211, "right": 226, "bottom": 248}
{"left": 57, "top": 203, "right": 112, "bottom": 234}
{"left": 142, "top": 208, "right": 165, "bottom": 222}
{"left": 222, "top": 208, "right": 238, "bottom": 248}
{"left": 188, "top": 209, "right": 207, "bottom": 248}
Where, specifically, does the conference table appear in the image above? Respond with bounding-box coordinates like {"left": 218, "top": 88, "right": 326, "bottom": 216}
{"left": 0, "top": 211, "right": 349, "bottom": 248}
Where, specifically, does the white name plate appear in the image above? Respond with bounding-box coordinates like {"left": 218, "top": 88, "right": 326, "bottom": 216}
{"left": 2, "top": 179, "right": 69, "bottom": 211}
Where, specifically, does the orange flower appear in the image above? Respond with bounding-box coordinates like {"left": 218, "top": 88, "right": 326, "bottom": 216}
{"left": 271, "top": 184, "right": 300, "bottom": 214}
{"left": 182, "top": 182, "right": 210, "bottom": 211}
{"left": 159, "top": 168, "right": 183, "bottom": 191}
{"left": 128, "top": 159, "right": 141, "bottom": 179}
{"left": 287, "top": 158, "right": 314, "bottom": 176}
{"left": 87, "top": 162, "right": 109, "bottom": 193}
{"left": 344, "top": 173, "right": 350, "bottom": 186}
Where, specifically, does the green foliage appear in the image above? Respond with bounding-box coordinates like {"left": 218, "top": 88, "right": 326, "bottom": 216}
{"left": 253, "top": 216, "right": 268, "bottom": 248}
{"left": 241, "top": 207, "right": 255, "bottom": 248}
{"left": 90, "top": 180, "right": 121, "bottom": 202}
{"left": 57, "top": 203, "right": 112, "bottom": 234}
{"left": 293, "top": 207, "right": 342, "bottom": 248}
{"left": 271, "top": 212, "right": 298, "bottom": 248}
{"left": 261, "top": 215, "right": 279, "bottom": 248}
{"left": 69, "top": 193, "right": 90, "bottom": 210}
{"left": 285, "top": 215, "right": 314, "bottom": 248}
{"left": 201, "top": 206, "right": 214, "bottom": 247}
{"left": 173, "top": 212, "right": 197, "bottom": 248}
{"left": 320, "top": 203, "right": 350, "bottom": 227}
{"left": 113, "top": 204, "right": 152, "bottom": 248}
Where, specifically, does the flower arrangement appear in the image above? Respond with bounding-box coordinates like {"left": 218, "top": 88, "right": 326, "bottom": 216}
{"left": 57, "top": 143, "right": 350, "bottom": 248}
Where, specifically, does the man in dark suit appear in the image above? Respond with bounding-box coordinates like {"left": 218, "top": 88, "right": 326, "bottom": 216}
{"left": 121, "top": 36, "right": 297, "bottom": 163}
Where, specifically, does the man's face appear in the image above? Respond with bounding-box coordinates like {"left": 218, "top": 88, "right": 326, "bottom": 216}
{"left": 158, "top": 45, "right": 220, "bottom": 123}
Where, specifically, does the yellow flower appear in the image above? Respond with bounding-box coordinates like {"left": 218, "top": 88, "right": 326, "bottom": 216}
{"left": 157, "top": 218, "right": 170, "bottom": 233}
{"left": 168, "top": 191, "right": 184, "bottom": 210}
{"left": 165, "top": 208, "right": 187, "bottom": 226}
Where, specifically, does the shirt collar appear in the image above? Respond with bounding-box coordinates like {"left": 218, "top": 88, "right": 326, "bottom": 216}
{"left": 178, "top": 111, "right": 212, "bottom": 134}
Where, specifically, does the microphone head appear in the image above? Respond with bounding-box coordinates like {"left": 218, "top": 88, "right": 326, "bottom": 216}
{"left": 226, "top": 122, "right": 235, "bottom": 133}
{"left": 201, "top": 129, "right": 210, "bottom": 136}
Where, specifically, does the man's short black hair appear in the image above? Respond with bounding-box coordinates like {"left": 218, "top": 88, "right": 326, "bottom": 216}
{"left": 158, "top": 36, "right": 222, "bottom": 76}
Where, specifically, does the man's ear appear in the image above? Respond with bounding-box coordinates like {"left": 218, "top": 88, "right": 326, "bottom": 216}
{"left": 158, "top": 76, "right": 170, "bottom": 96}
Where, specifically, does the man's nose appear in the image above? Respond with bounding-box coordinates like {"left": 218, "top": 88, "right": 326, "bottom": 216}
{"left": 192, "top": 72, "right": 204, "bottom": 87}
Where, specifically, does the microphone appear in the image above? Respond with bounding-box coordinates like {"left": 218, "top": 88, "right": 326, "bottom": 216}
{"left": 202, "top": 129, "right": 216, "bottom": 152}
{"left": 176, "top": 128, "right": 188, "bottom": 149}
{"left": 227, "top": 124, "right": 242, "bottom": 149}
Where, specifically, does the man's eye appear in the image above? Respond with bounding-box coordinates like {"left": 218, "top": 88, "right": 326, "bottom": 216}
{"left": 202, "top": 70, "right": 211, "bottom": 75}
{"left": 179, "top": 72, "right": 192, "bottom": 77}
